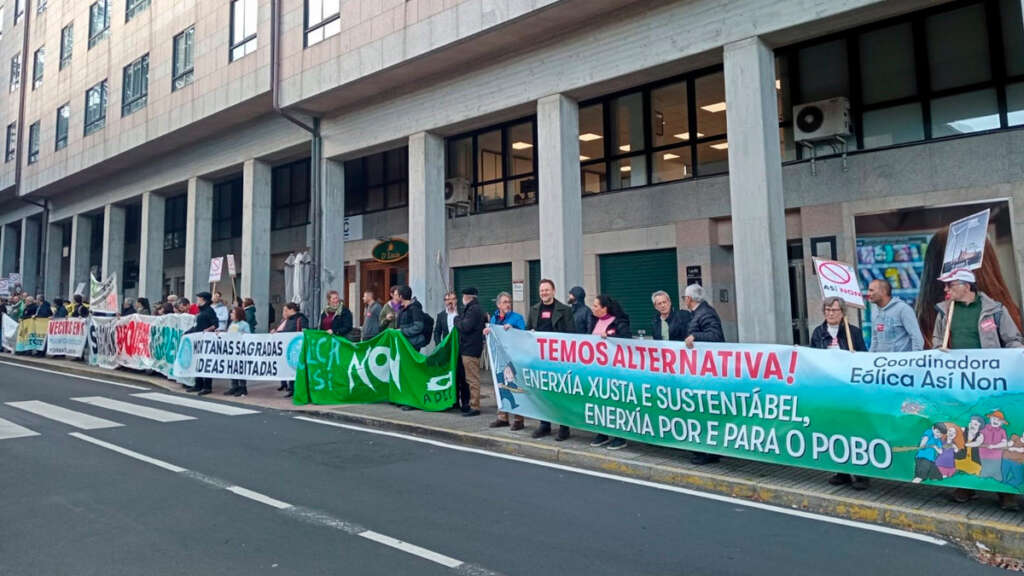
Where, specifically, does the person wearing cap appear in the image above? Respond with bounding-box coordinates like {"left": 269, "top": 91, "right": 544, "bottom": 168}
{"left": 867, "top": 278, "right": 923, "bottom": 352}
{"left": 979, "top": 410, "right": 1010, "bottom": 482}
{"left": 932, "top": 269, "right": 1023, "bottom": 350}
{"left": 454, "top": 287, "right": 485, "bottom": 417}
{"left": 184, "top": 291, "right": 219, "bottom": 395}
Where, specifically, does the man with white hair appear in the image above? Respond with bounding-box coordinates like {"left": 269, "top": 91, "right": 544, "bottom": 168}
{"left": 681, "top": 282, "right": 725, "bottom": 465}
{"left": 651, "top": 290, "right": 690, "bottom": 341}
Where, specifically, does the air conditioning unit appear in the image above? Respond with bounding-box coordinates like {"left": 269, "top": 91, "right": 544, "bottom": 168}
{"left": 445, "top": 177, "right": 471, "bottom": 206}
{"left": 793, "top": 97, "right": 851, "bottom": 142}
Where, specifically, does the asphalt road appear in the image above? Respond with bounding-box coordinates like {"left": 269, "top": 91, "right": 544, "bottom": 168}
{"left": 0, "top": 360, "right": 1009, "bottom": 575}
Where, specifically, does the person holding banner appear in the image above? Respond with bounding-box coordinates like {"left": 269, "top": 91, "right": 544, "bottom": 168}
{"left": 933, "top": 269, "right": 1024, "bottom": 351}
{"left": 224, "top": 306, "right": 251, "bottom": 397}
{"left": 527, "top": 279, "right": 576, "bottom": 441}
{"left": 651, "top": 290, "right": 690, "bottom": 342}
{"left": 277, "top": 302, "right": 308, "bottom": 398}
{"left": 486, "top": 292, "right": 525, "bottom": 429}
{"left": 71, "top": 294, "right": 90, "bottom": 318}
{"left": 184, "top": 292, "right": 219, "bottom": 395}
{"left": 320, "top": 290, "right": 353, "bottom": 338}
{"left": 810, "top": 297, "right": 867, "bottom": 352}
{"left": 588, "top": 295, "right": 632, "bottom": 451}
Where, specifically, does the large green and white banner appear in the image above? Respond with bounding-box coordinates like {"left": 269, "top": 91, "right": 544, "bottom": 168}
{"left": 293, "top": 329, "right": 459, "bottom": 411}
{"left": 487, "top": 328, "right": 1024, "bottom": 493}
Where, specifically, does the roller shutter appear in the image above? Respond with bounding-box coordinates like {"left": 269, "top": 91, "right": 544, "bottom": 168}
{"left": 453, "top": 263, "right": 512, "bottom": 317}
{"left": 528, "top": 260, "right": 541, "bottom": 307}
{"left": 599, "top": 249, "right": 678, "bottom": 334}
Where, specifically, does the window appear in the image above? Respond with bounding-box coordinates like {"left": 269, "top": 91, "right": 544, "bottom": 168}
{"left": 344, "top": 148, "right": 409, "bottom": 216}
{"left": 60, "top": 24, "right": 72, "bottom": 69}
{"left": 5, "top": 122, "right": 15, "bottom": 162}
{"left": 89, "top": 0, "right": 110, "bottom": 48}
{"left": 14, "top": 0, "right": 22, "bottom": 24}
{"left": 125, "top": 0, "right": 149, "bottom": 21}
{"left": 163, "top": 194, "right": 187, "bottom": 250}
{"left": 9, "top": 52, "right": 19, "bottom": 92}
{"left": 84, "top": 80, "right": 107, "bottom": 135}
{"left": 446, "top": 119, "right": 537, "bottom": 214}
{"left": 230, "top": 0, "right": 257, "bottom": 61}
{"left": 212, "top": 178, "right": 243, "bottom": 240}
{"left": 122, "top": 54, "right": 148, "bottom": 116}
{"left": 55, "top": 104, "right": 69, "bottom": 150}
{"left": 305, "top": 0, "right": 340, "bottom": 46}
{"left": 271, "top": 159, "right": 310, "bottom": 230}
{"left": 26, "top": 120, "right": 38, "bottom": 164}
{"left": 31, "top": 46, "right": 42, "bottom": 89}
{"left": 172, "top": 27, "right": 194, "bottom": 90}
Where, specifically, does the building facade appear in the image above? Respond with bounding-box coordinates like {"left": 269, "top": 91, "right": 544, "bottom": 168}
{"left": 0, "top": 0, "right": 1021, "bottom": 343}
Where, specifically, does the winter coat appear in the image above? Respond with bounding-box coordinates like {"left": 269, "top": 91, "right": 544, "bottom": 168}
{"left": 810, "top": 320, "right": 867, "bottom": 352}
{"left": 569, "top": 286, "right": 590, "bottom": 334}
{"left": 526, "top": 299, "right": 575, "bottom": 334}
{"left": 362, "top": 301, "right": 382, "bottom": 340}
{"left": 34, "top": 301, "right": 53, "bottom": 318}
{"left": 281, "top": 312, "right": 309, "bottom": 334}
{"left": 396, "top": 299, "right": 427, "bottom": 350}
{"left": 686, "top": 301, "right": 724, "bottom": 342}
{"left": 321, "top": 307, "right": 353, "bottom": 338}
{"left": 932, "top": 293, "right": 1024, "bottom": 349}
{"left": 652, "top": 309, "right": 691, "bottom": 341}
{"left": 244, "top": 305, "right": 258, "bottom": 332}
{"left": 434, "top": 308, "right": 456, "bottom": 345}
{"left": 454, "top": 298, "right": 486, "bottom": 357}
{"left": 587, "top": 313, "right": 632, "bottom": 339}
{"left": 187, "top": 304, "right": 219, "bottom": 334}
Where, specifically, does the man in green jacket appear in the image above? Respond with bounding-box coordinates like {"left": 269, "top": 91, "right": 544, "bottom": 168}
{"left": 526, "top": 278, "right": 576, "bottom": 440}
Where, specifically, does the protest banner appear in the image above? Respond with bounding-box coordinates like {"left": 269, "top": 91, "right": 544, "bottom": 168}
{"left": 226, "top": 254, "right": 237, "bottom": 277}
{"left": 174, "top": 331, "right": 305, "bottom": 381}
{"left": 15, "top": 317, "right": 49, "bottom": 352}
{"left": 2, "top": 314, "right": 17, "bottom": 352}
{"left": 90, "top": 273, "right": 119, "bottom": 315}
{"left": 149, "top": 314, "right": 196, "bottom": 378}
{"left": 46, "top": 318, "right": 88, "bottom": 357}
{"left": 487, "top": 328, "right": 1024, "bottom": 494}
{"left": 293, "top": 329, "right": 459, "bottom": 411}
{"left": 209, "top": 257, "right": 223, "bottom": 284}
{"left": 88, "top": 317, "right": 119, "bottom": 369}
{"left": 116, "top": 316, "right": 156, "bottom": 370}
{"left": 942, "top": 209, "right": 990, "bottom": 275}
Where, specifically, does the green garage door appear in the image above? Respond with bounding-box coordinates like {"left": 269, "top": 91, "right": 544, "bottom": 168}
{"left": 454, "top": 263, "right": 512, "bottom": 317}
{"left": 599, "top": 249, "right": 678, "bottom": 335}
{"left": 528, "top": 260, "right": 541, "bottom": 307}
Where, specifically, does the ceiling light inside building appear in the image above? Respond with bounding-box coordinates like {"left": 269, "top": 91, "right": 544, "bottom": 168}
{"left": 701, "top": 102, "right": 727, "bottom": 113}
{"left": 673, "top": 132, "right": 704, "bottom": 140}
{"left": 663, "top": 153, "right": 680, "bottom": 160}
{"left": 619, "top": 144, "right": 631, "bottom": 152}
{"left": 710, "top": 142, "right": 729, "bottom": 150}
{"left": 579, "top": 133, "right": 603, "bottom": 141}
{"left": 579, "top": 155, "right": 590, "bottom": 161}
{"left": 511, "top": 141, "right": 533, "bottom": 150}
{"left": 776, "top": 79, "right": 782, "bottom": 90}
{"left": 620, "top": 165, "right": 632, "bottom": 172}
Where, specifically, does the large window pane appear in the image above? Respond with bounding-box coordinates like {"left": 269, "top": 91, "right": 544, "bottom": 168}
{"left": 609, "top": 92, "right": 644, "bottom": 155}
{"left": 798, "top": 39, "right": 849, "bottom": 102}
{"left": 776, "top": 55, "right": 792, "bottom": 123}
{"left": 477, "top": 129, "right": 502, "bottom": 182}
{"left": 1006, "top": 83, "right": 1024, "bottom": 127}
{"left": 695, "top": 72, "right": 727, "bottom": 137}
{"left": 1003, "top": 0, "right": 1024, "bottom": 77}
{"left": 926, "top": 4, "right": 991, "bottom": 91}
{"left": 651, "top": 81, "right": 688, "bottom": 147}
{"left": 578, "top": 103, "right": 604, "bottom": 161}
{"left": 696, "top": 140, "right": 729, "bottom": 176}
{"left": 610, "top": 156, "right": 646, "bottom": 190}
{"left": 506, "top": 122, "right": 533, "bottom": 177}
{"left": 507, "top": 177, "right": 536, "bottom": 207}
{"left": 581, "top": 162, "right": 606, "bottom": 195}
{"left": 475, "top": 183, "right": 504, "bottom": 212}
{"left": 930, "top": 89, "right": 1000, "bottom": 137}
{"left": 859, "top": 23, "right": 916, "bottom": 105}
{"left": 862, "top": 103, "right": 924, "bottom": 148}
{"left": 652, "top": 146, "right": 692, "bottom": 184}
{"left": 446, "top": 136, "right": 471, "bottom": 180}
{"left": 780, "top": 127, "right": 796, "bottom": 162}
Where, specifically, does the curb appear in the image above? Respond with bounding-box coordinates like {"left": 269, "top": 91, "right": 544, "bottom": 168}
{"left": 3, "top": 354, "right": 1021, "bottom": 565}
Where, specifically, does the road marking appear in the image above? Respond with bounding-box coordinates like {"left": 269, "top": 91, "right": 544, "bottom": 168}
{"left": 69, "top": 433, "right": 187, "bottom": 472}
{"left": 6, "top": 400, "right": 123, "bottom": 430}
{"left": 292, "top": 416, "right": 949, "bottom": 547}
{"left": 0, "top": 416, "right": 39, "bottom": 440}
{"left": 226, "top": 486, "right": 293, "bottom": 510}
{"left": 69, "top": 433, "right": 501, "bottom": 575}
{"left": 71, "top": 396, "right": 196, "bottom": 423}
{"left": 131, "top": 392, "right": 259, "bottom": 416}
{"left": 359, "top": 530, "right": 463, "bottom": 568}
{"left": 0, "top": 361, "right": 150, "bottom": 390}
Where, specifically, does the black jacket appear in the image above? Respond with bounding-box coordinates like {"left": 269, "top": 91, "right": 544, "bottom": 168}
{"left": 434, "top": 309, "right": 456, "bottom": 345}
{"left": 569, "top": 286, "right": 589, "bottom": 334}
{"left": 397, "top": 300, "right": 428, "bottom": 350}
{"left": 527, "top": 299, "right": 575, "bottom": 334}
{"left": 188, "top": 304, "right": 219, "bottom": 334}
{"left": 687, "top": 301, "right": 724, "bottom": 342}
{"left": 21, "top": 303, "right": 37, "bottom": 319}
{"left": 810, "top": 321, "right": 867, "bottom": 352}
{"left": 652, "top": 309, "right": 691, "bottom": 341}
{"left": 282, "top": 312, "right": 309, "bottom": 334}
{"left": 34, "top": 301, "right": 53, "bottom": 318}
{"left": 53, "top": 303, "right": 67, "bottom": 319}
{"left": 321, "top": 308, "right": 353, "bottom": 337}
{"left": 454, "top": 298, "right": 486, "bottom": 357}
{"left": 71, "top": 303, "right": 90, "bottom": 318}
{"left": 587, "top": 314, "right": 633, "bottom": 339}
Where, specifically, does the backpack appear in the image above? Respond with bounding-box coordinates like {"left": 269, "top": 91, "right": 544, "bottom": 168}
{"left": 421, "top": 311, "right": 435, "bottom": 343}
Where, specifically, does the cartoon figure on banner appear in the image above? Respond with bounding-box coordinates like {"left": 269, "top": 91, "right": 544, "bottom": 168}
{"left": 498, "top": 362, "right": 526, "bottom": 411}
{"left": 912, "top": 422, "right": 947, "bottom": 483}
{"left": 906, "top": 410, "right": 1024, "bottom": 490}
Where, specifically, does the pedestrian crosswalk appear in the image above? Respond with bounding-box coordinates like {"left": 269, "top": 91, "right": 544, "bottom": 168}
{"left": 0, "top": 393, "right": 258, "bottom": 441}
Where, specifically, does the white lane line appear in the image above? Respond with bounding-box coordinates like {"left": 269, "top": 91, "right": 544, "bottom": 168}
{"left": 0, "top": 361, "right": 149, "bottom": 390}
{"left": 69, "top": 432, "right": 187, "bottom": 472}
{"left": 72, "top": 396, "right": 196, "bottom": 423}
{"left": 6, "top": 400, "right": 123, "bottom": 430}
{"left": 359, "top": 530, "right": 463, "bottom": 568}
{"left": 226, "top": 486, "right": 293, "bottom": 510}
{"left": 292, "top": 416, "right": 948, "bottom": 547}
{"left": 0, "top": 416, "right": 39, "bottom": 440}
{"left": 131, "top": 392, "right": 259, "bottom": 416}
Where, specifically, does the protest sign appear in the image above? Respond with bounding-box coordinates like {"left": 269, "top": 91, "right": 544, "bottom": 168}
{"left": 174, "top": 331, "right": 305, "bottom": 381}
{"left": 88, "top": 317, "right": 119, "bottom": 369}
{"left": 8, "top": 272, "right": 21, "bottom": 287}
{"left": 2, "top": 314, "right": 17, "bottom": 352}
{"left": 209, "top": 257, "right": 223, "bottom": 284}
{"left": 15, "top": 317, "right": 49, "bottom": 352}
{"left": 942, "top": 209, "right": 990, "bottom": 275}
{"left": 293, "top": 329, "right": 459, "bottom": 411}
{"left": 90, "top": 273, "right": 119, "bottom": 315}
{"left": 813, "top": 258, "right": 864, "bottom": 309}
{"left": 46, "top": 318, "right": 88, "bottom": 357}
{"left": 74, "top": 282, "right": 86, "bottom": 297}
{"left": 226, "top": 254, "right": 237, "bottom": 277}
{"left": 487, "top": 328, "right": 1024, "bottom": 494}
{"left": 0, "top": 277, "right": 9, "bottom": 297}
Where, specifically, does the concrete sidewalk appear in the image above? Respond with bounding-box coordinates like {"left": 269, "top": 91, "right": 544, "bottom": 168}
{"left": 3, "top": 352, "right": 1022, "bottom": 568}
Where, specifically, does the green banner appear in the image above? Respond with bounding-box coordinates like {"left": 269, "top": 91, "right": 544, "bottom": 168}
{"left": 293, "top": 329, "right": 459, "bottom": 411}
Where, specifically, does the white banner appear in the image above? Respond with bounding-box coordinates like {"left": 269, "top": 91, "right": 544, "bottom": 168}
{"left": 90, "top": 273, "right": 119, "bottom": 315}
{"left": 209, "top": 257, "right": 223, "bottom": 284}
{"left": 88, "top": 317, "right": 119, "bottom": 369}
{"left": 813, "top": 258, "right": 865, "bottom": 309}
{"left": 46, "top": 318, "right": 88, "bottom": 357}
{"left": 174, "top": 331, "right": 304, "bottom": 381}
{"left": 2, "top": 314, "right": 17, "bottom": 352}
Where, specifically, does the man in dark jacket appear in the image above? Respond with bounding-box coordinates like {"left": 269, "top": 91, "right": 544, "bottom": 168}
{"left": 395, "top": 286, "right": 427, "bottom": 351}
{"left": 527, "top": 279, "right": 576, "bottom": 440}
{"left": 434, "top": 291, "right": 468, "bottom": 412}
{"left": 454, "top": 287, "right": 485, "bottom": 417}
{"left": 651, "top": 290, "right": 689, "bottom": 341}
{"left": 568, "top": 286, "right": 589, "bottom": 334}
{"left": 185, "top": 291, "right": 219, "bottom": 395}
{"left": 52, "top": 298, "right": 67, "bottom": 318}
{"left": 682, "top": 283, "right": 725, "bottom": 465}
{"left": 277, "top": 302, "right": 309, "bottom": 398}
{"left": 34, "top": 296, "right": 53, "bottom": 318}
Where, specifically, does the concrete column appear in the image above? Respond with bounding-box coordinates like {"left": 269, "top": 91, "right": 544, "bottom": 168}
{"left": 184, "top": 177, "right": 213, "bottom": 298}
{"left": 242, "top": 159, "right": 271, "bottom": 332}
{"left": 44, "top": 222, "right": 62, "bottom": 298}
{"left": 408, "top": 132, "right": 447, "bottom": 317}
{"left": 68, "top": 213, "right": 92, "bottom": 297}
{"left": 322, "top": 158, "right": 345, "bottom": 298}
{"left": 19, "top": 216, "right": 39, "bottom": 294}
{"left": 724, "top": 37, "right": 792, "bottom": 344}
{"left": 0, "top": 223, "right": 17, "bottom": 276}
{"left": 537, "top": 94, "right": 583, "bottom": 302}
{"left": 101, "top": 204, "right": 125, "bottom": 282}
{"left": 138, "top": 191, "right": 166, "bottom": 302}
